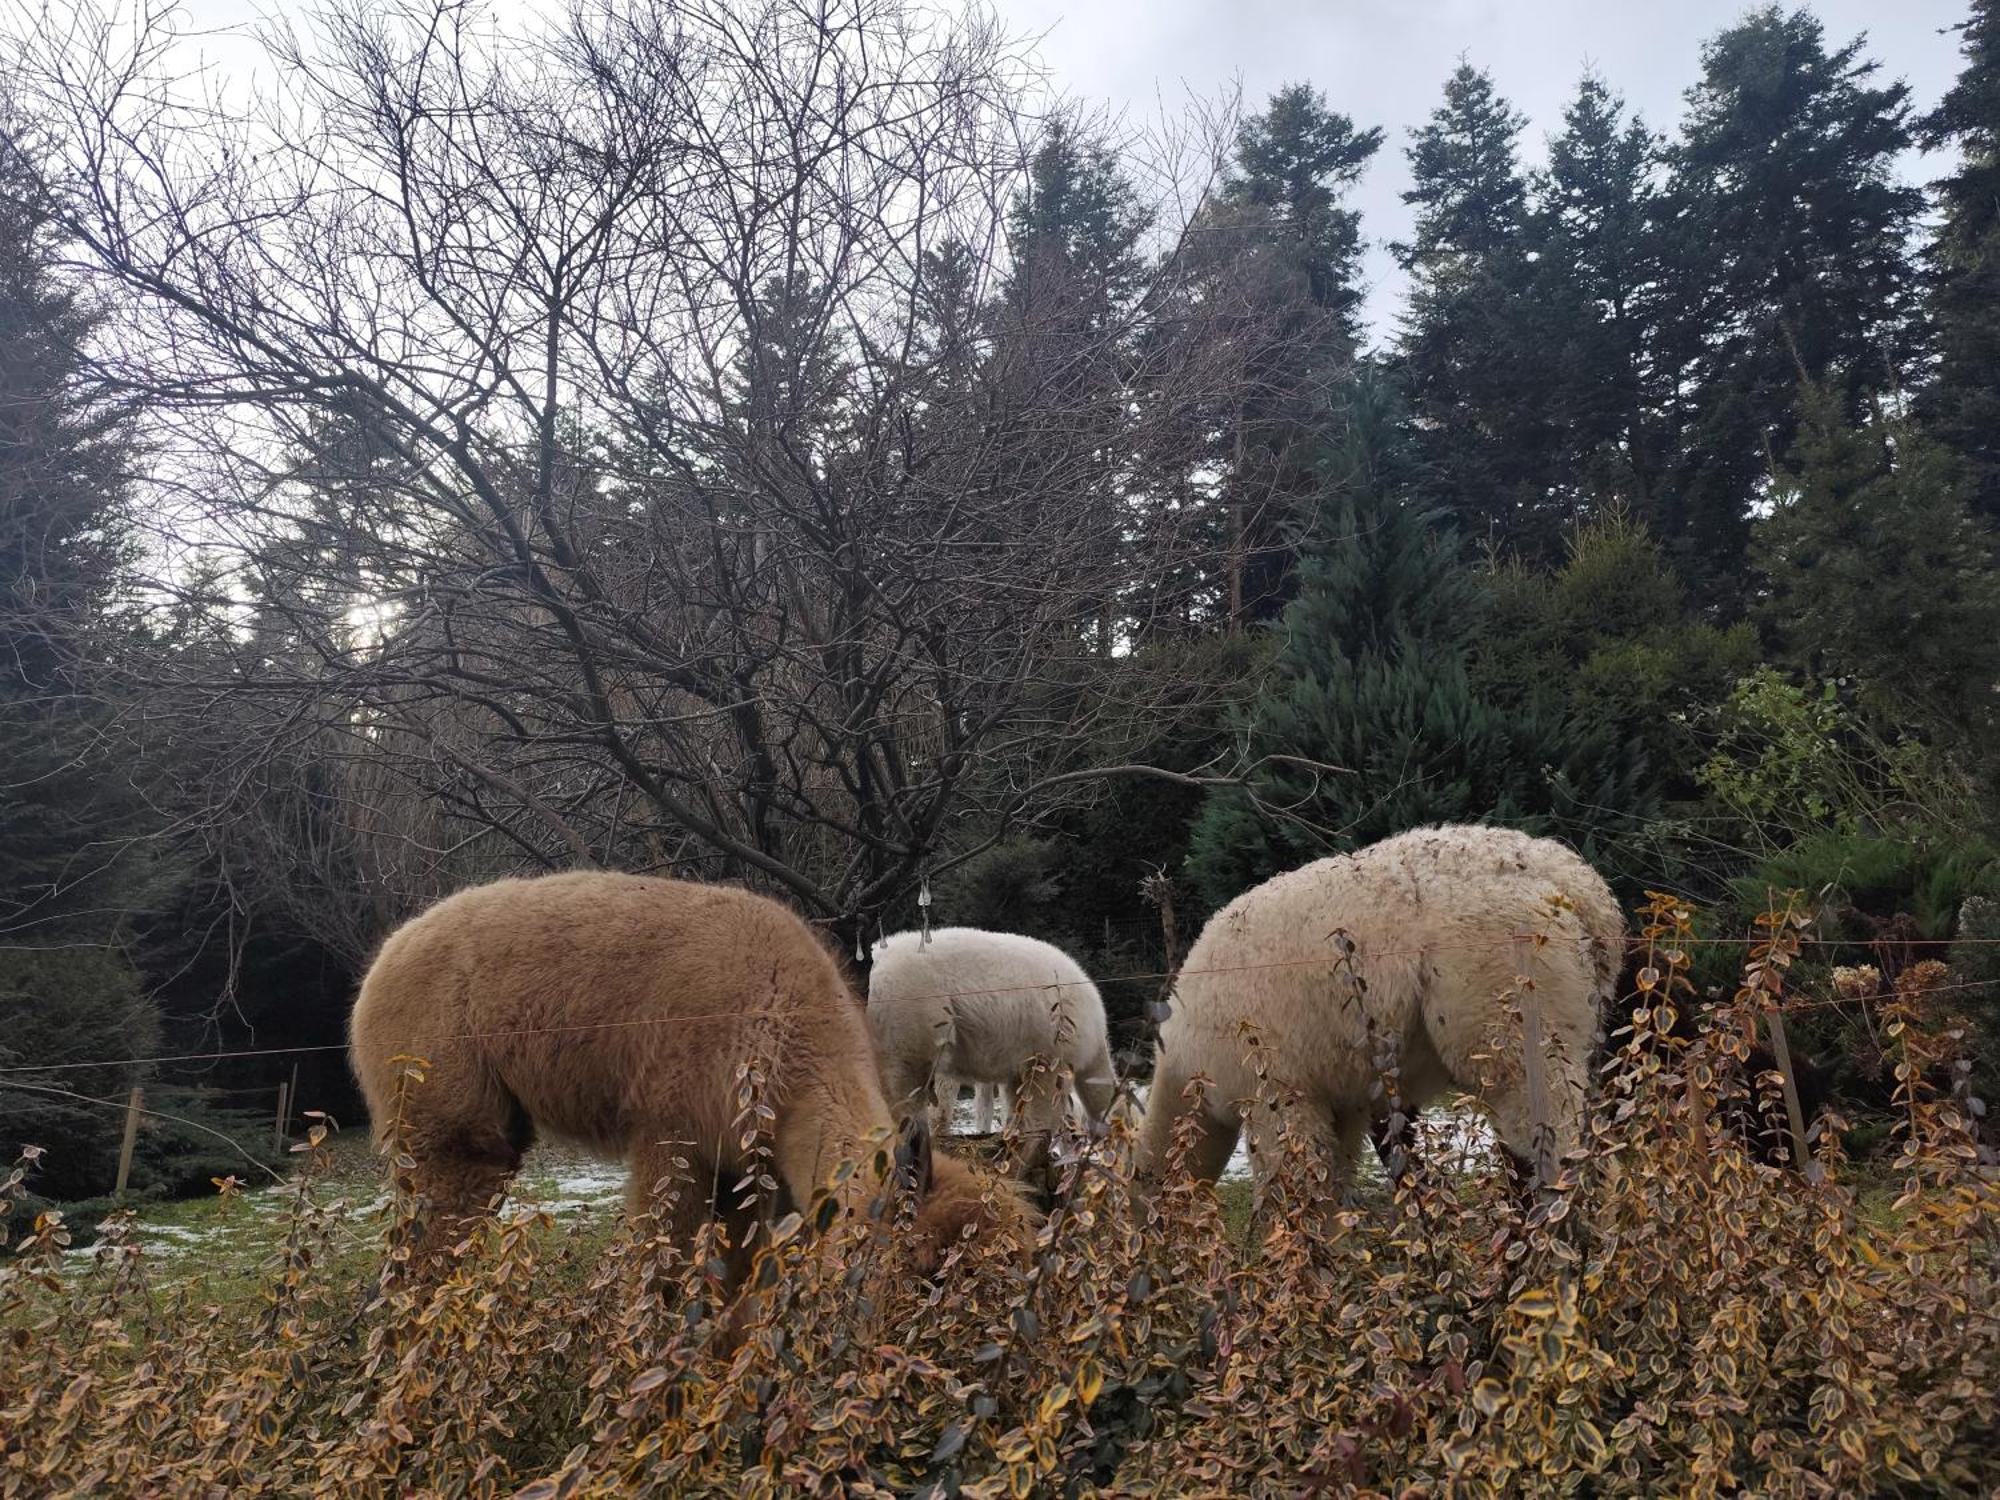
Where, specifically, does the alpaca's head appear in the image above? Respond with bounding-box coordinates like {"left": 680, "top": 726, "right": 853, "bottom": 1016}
{"left": 895, "top": 1118, "right": 1040, "bottom": 1274}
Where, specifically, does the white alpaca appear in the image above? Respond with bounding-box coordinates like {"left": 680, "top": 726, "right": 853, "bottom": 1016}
{"left": 1137, "top": 825, "right": 1624, "bottom": 1194}
{"left": 868, "top": 928, "right": 1117, "bottom": 1138}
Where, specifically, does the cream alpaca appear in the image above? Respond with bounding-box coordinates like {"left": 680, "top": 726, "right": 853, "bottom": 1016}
{"left": 867, "top": 927, "right": 1117, "bottom": 1140}
{"left": 1138, "top": 825, "right": 1623, "bottom": 1192}
{"left": 349, "top": 872, "right": 1032, "bottom": 1275}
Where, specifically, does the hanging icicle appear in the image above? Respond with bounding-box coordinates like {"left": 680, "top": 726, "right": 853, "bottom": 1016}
{"left": 917, "top": 874, "right": 933, "bottom": 949}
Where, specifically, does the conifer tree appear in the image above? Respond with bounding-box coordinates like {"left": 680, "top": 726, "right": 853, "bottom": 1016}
{"left": 0, "top": 131, "right": 158, "bottom": 941}
{"left": 1394, "top": 64, "right": 1568, "bottom": 560}
{"left": 1758, "top": 387, "right": 2000, "bottom": 744}
{"left": 991, "top": 117, "right": 1152, "bottom": 651}
{"left": 1530, "top": 76, "right": 1668, "bottom": 515}
{"left": 1205, "top": 87, "right": 1384, "bottom": 627}
{"left": 1660, "top": 7, "right": 1922, "bottom": 595}
{"left": 0, "top": 126, "right": 169, "bottom": 1195}
{"left": 1918, "top": 0, "right": 2000, "bottom": 524}
{"left": 1186, "top": 370, "right": 1654, "bottom": 909}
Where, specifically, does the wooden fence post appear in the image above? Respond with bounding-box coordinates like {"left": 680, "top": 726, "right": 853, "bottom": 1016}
{"left": 273, "top": 1080, "right": 291, "bottom": 1153}
{"left": 114, "top": 1086, "right": 143, "bottom": 1199}
{"left": 1762, "top": 1004, "right": 1820, "bottom": 1184}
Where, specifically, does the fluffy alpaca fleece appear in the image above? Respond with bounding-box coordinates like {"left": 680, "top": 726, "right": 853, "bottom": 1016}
{"left": 349, "top": 872, "right": 1032, "bottom": 1275}
{"left": 867, "top": 927, "right": 1118, "bottom": 1139}
{"left": 1137, "top": 825, "right": 1624, "bottom": 1193}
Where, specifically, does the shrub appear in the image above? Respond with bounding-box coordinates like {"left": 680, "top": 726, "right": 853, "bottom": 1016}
{"left": 2, "top": 908, "right": 1996, "bottom": 1495}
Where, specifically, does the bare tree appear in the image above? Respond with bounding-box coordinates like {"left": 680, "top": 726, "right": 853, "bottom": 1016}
{"left": 9, "top": 0, "right": 1293, "bottom": 958}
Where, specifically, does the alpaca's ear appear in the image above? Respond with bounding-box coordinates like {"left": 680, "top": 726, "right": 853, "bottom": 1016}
{"left": 895, "top": 1114, "right": 935, "bottom": 1199}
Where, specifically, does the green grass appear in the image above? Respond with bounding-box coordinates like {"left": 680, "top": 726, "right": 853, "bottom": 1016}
{"left": 36, "top": 1129, "right": 632, "bottom": 1314}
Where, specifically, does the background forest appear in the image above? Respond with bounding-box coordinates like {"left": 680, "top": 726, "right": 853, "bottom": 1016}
{"left": 3, "top": 0, "right": 1999, "bottom": 1207}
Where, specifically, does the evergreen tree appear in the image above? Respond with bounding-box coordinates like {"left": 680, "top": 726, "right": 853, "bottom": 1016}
{"left": 1226, "top": 85, "right": 1384, "bottom": 347}
{"left": 1201, "top": 87, "right": 1383, "bottom": 627}
{"left": 0, "top": 126, "right": 170, "bottom": 1194}
{"left": 994, "top": 117, "right": 1151, "bottom": 651}
{"left": 0, "top": 131, "right": 160, "bottom": 942}
{"left": 1394, "top": 64, "right": 1569, "bottom": 561}
{"left": 999, "top": 115, "right": 1149, "bottom": 367}
{"left": 1530, "top": 77, "right": 1669, "bottom": 515}
{"left": 1470, "top": 511, "right": 1759, "bottom": 798}
{"left": 726, "top": 271, "right": 854, "bottom": 483}
{"left": 1660, "top": 7, "right": 1923, "bottom": 596}
{"left": 1757, "top": 386, "right": 2000, "bottom": 744}
{"left": 1186, "top": 371, "right": 1655, "bottom": 909}
{"left": 1918, "top": 0, "right": 2000, "bottom": 524}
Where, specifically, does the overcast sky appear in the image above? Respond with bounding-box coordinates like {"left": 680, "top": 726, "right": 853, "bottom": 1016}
{"left": 999, "top": 0, "right": 1970, "bottom": 341}
{"left": 156, "top": 0, "right": 1972, "bottom": 344}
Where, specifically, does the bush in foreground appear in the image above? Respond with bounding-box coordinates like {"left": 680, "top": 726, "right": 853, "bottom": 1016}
{"left": 1, "top": 903, "right": 1995, "bottom": 1497}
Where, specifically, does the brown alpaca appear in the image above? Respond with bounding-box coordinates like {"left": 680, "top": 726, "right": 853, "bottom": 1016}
{"left": 348, "top": 871, "right": 1031, "bottom": 1277}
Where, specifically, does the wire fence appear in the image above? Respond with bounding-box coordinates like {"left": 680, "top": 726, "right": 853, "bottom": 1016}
{"left": 2, "top": 928, "right": 1991, "bottom": 1080}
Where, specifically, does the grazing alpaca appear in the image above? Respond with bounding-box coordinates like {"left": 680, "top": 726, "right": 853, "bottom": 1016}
{"left": 349, "top": 873, "right": 1033, "bottom": 1276}
{"left": 867, "top": 928, "right": 1117, "bottom": 1142}
{"left": 1137, "top": 825, "right": 1624, "bottom": 1196}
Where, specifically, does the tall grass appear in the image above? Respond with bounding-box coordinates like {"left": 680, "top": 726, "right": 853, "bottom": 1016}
{"left": 3, "top": 900, "right": 1995, "bottom": 1497}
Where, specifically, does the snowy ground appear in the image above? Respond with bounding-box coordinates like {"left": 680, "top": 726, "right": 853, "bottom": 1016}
{"left": 60, "top": 1142, "right": 629, "bottom": 1272}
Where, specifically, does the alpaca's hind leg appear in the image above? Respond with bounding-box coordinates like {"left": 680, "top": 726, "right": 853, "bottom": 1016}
{"left": 1429, "top": 1003, "right": 1592, "bottom": 1190}
{"left": 973, "top": 1082, "right": 996, "bottom": 1135}
{"left": 1244, "top": 1098, "right": 1353, "bottom": 1218}
{"left": 625, "top": 1138, "right": 716, "bottom": 1243}
{"left": 401, "top": 1092, "right": 530, "bottom": 1270}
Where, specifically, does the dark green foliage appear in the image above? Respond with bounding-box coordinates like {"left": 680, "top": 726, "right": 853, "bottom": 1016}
{"left": 1529, "top": 77, "right": 1670, "bottom": 516}
{"left": 1472, "top": 511, "right": 1759, "bottom": 796}
{"left": 1756, "top": 389, "right": 2000, "bottom": 746}
{"left": 1001, "top": 115, "right": 1149, "bottom": 352}
{"left": 932, "top": 839, "right": 1065, "bottom": 935}
{"left": 1732, "top": 830, "right": 2000, "bottom": 942}
{"left": 1183, "top": 86, "right": 1382, "bottom": 625}
{"left": 1226, "top": 85, "right": 1384, "bottom": 344}
{"left": 1186, "top": 373, "right": 1657, "bottom": 909}
{"left": 1918, "top": 0, "right": 2000, "bottom": 524}
{"left": 0, "top": 131, "right": 166, "bottom": 944}
{"left": 0, "top": 129, "right": 183, "bottom": 1199}
{"left": 0, "top": 945, "right": 157, "bottom": 1201}
{"left": 1659, "top": 7, "right": 1922, "bottom": 595}
{"left": 936, "top": 632, "right": 1275, "bottom": 1046}
{"left": 1726, "top": 833, "right": 2000, "bottom": 1126}
{"left": 1394, "top": 65, "right": 1568, "bottom": 560}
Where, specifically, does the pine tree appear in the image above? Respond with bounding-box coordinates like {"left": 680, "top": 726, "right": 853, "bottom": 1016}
{"left": 999, "top": 115, "right": 1149, "bottom": 370}
{"left": 1757, "top": 386, "right": 2000, "bottom": 743}
{"left": 994, "top": 117, "right": 1151, "bottom": 651}
{"left": 1918, "top": 0, "right": 2000, "bottom": 524}
{"left": 1661, "top": 7, "right": 1923, "bottom": 596}
{"left": 1530, "top": 76, "right": 1668, "bottom": 515}
{"left": 0, "top": 131, "right": 159, "bottom": 941}
{"left": 1186, "top": 371, "right": 1655, "bottom": 909}
{"left": 1177, "top": 87, "right": 1385, "bottom": 629}
{"left": 726, "top": 271, "right": 854, "bottom": 484}
{"left": 1226, "top": 85, "right": 1384, "bottom": 346}
{"left": 1394, "top": 64, "right": 1569, "bottom": 561}
{"left": 0, "top": 127, "right": 169, "bottom": 1195}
